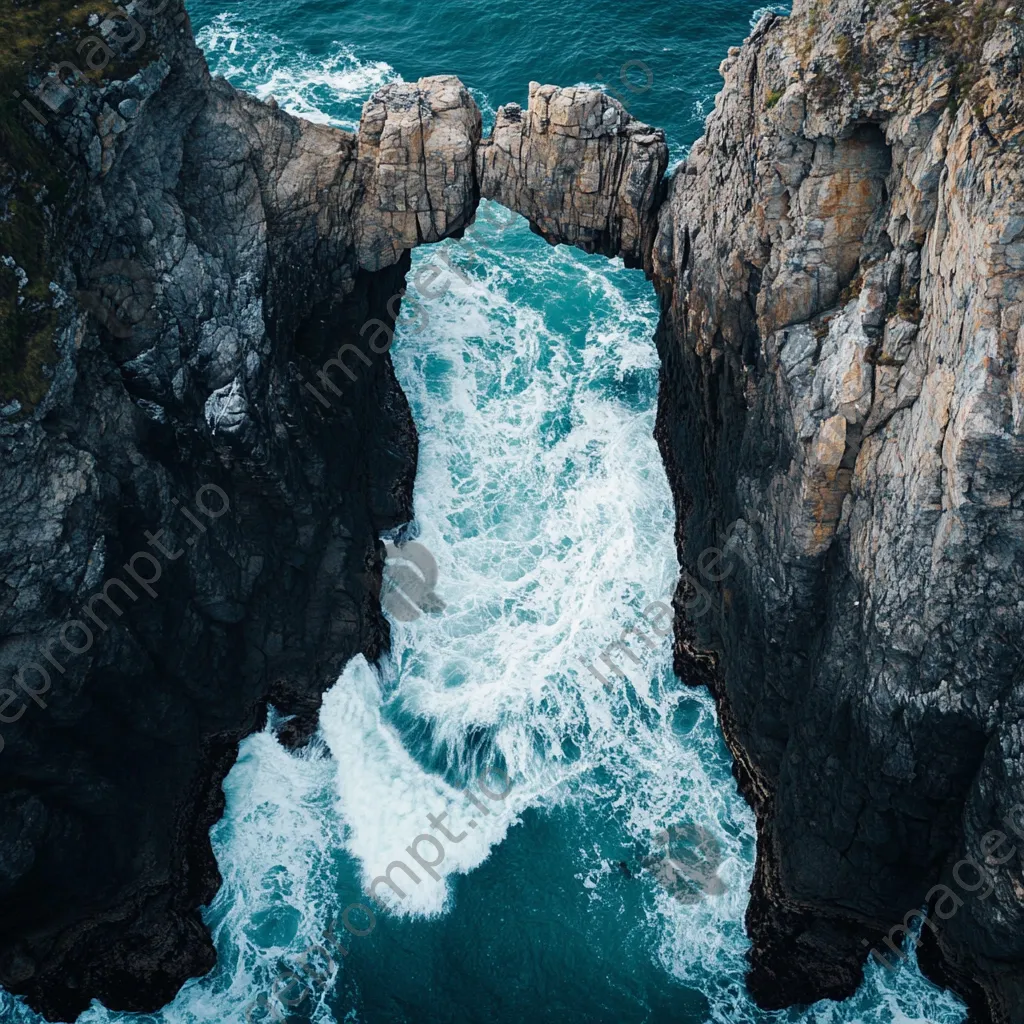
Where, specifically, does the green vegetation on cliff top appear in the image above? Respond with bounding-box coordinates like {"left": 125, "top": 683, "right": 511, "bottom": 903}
{"left": 0, "top": 0, "right": 131, "bottom": 412}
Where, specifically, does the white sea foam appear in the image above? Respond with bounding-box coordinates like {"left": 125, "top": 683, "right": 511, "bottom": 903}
{"left": 319, "top": 656, "right": 529, "bottom": 919}
{"left": 344, "top": 204, "right": 964, "bottom": 1024}
{"left": 749, "top": 4, "right": 792, "bottom": 28}
{"left": 374, "top": 208, "right": 760, "bottom": 1003}
{"left": 194, "top": 13, "right": 397, "bottom": 129}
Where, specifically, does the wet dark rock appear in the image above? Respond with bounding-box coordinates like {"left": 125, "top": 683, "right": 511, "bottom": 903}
{"left": 0, "top": 4, "right": 470, "bottom": 1018}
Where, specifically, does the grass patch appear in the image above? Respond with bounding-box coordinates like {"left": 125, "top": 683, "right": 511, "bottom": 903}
{"left": 0, "top": 199, "right": 59, "bottom": 409}
{"left": 835, "top": 33, "right": 854, "bottom": 63}
{"left": 765, "top": 87, "right": 785, "bottom": 108}
{"left": 839, "top": 270, "right": 865, "bottom": 306}
{"left": 895, "top": 0, "right": 1005, "bottom": 105}
{"left": 896, "top": 282, "right": 922, "bottom": 322}
{"left": 833, "top": 32, "right": 864, "bottom": 91}
{"left": 801, "top": 0, "right": 822, "bottom": 58}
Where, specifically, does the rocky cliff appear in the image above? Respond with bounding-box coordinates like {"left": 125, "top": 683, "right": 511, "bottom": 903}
{"left": 2, "top": 0, "right": 1023, "bottom": 1021}
{"left": 649, "top": 0, "right": 1024, "bottom": 1020}
{"left": 0, "top": 3, "right": 480, "bottom": 1018}
{"left": 0, "top": 1, "right": 666, "bottom": 1017}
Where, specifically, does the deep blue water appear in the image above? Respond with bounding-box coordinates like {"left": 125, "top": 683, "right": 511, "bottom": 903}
{"left": 176, "top": 0, "right": 781, "bottom": 160}
{"left": 0, "top": 2, "right": 968, "bottom": 1022}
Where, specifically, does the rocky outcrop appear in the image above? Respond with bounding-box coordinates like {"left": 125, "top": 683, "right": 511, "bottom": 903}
{"left": 477, "top": 82, "right": 668, "bottom": 266}
{"left": 355, "top": 75, "right": 482, "bottom": 270}
{"left": 0, "top": 4, "right": 669, "bottom": 1009}
{"left": 650, "top": 1, "right": 1024, "bottom": 1020}
{"left": 0, "top": 6, "right": 480, "bottom": 1019}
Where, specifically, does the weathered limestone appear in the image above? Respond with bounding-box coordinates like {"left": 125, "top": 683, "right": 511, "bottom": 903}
{"left": 477, "top": 82, "right": 668, "bottom": 266}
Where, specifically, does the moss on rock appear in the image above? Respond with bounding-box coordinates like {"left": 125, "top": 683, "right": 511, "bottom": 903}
{"left": 0, "top": 0, "right": 146, "bottom": 412}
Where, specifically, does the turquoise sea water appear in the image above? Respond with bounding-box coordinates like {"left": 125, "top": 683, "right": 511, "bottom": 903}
{"left": 0, "top": 2, "right": 970, "bottom": 1022}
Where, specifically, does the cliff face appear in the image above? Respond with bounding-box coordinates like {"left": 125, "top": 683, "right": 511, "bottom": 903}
{"left": 0, "top": 4, "right": 480, "bottom": 1018}
{"left": 0, "top": 3, "right": 665, "bottom": 1011}
{"left": 649, "top": 0, "right": 1024, "bottom": 1018}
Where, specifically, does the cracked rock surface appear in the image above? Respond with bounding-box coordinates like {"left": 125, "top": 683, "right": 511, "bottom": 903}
{"left": 355, "top": 75, "right": 482, "bottom": 270}
{"left": 477, "top": 82, "right": 668, "bottom": 266}
{"left": 3, "top": 0, "right": 1024, "bottom": 1020}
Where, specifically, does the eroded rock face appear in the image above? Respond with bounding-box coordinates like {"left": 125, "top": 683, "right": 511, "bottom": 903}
{"left": 477, "top": 82, "right": 668, "bottom": 266}
{"left": 0, "top": 12, "right": 672, "bottom": 1012}
{"left": 4, "top": 0, "right": 1024, "bottom": 1020}
{"left": 651, "top": 3, "right": 1024, "bottom": 1019}
{"left": 355, "top": 75, "right": 482, "bottom": 270}
{"left": 0, "top": 7, "right": 478, "bottom": 1020}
